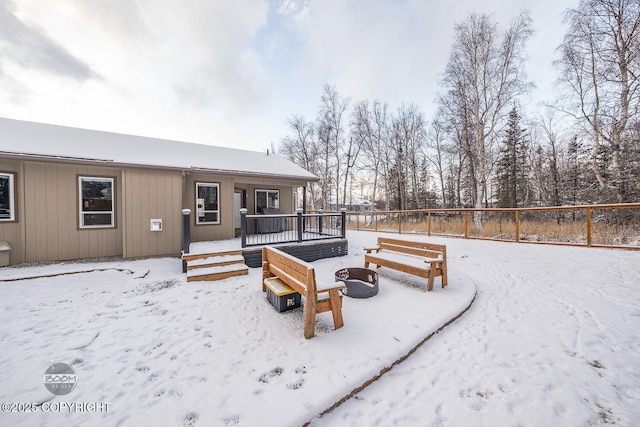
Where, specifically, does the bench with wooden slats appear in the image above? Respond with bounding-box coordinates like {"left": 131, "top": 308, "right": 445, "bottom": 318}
{"left": 364, "top": 237, "right": 447, "bottom": 292}
{"left": 262, "top": 246, "right": 345, "bottom": 339}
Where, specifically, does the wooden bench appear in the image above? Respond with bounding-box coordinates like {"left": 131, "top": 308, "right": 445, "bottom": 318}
{"left": 262, "top": 246, "right": 345, "bottom": 339}
{"left": 364, "top": 237, "right": 448, "bottom": 292}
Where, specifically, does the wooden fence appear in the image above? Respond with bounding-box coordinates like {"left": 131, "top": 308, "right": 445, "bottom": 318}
{"left": 338, "top": 203, "right": 640, "bottom": 250}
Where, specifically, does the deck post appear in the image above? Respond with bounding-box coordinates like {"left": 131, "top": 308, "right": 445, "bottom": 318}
{"left": 318, "top": 209, "right": 324, "bottom": 235}
{"left": 240, "top": 208, "right": 248, "bottom": 248}
{"left": 302, "top": 186, "right": 307, "bottom": 232}
{"left": 297, "top": 208, "right": 304, "bottom": 242}
{"left": 340, "top": 208, "right": 347, "bottom": 238}
{"left": 182, "top": 208, "right": 191, "bottom": 273}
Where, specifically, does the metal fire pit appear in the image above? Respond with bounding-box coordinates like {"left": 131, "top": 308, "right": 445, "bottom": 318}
{"left": 335, "top": 268, "right": 379, "bottom": 298}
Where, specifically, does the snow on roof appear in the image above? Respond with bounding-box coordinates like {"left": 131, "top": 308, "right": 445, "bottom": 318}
{"left": 0, "top": 118, "right": 318, "bottom": 181}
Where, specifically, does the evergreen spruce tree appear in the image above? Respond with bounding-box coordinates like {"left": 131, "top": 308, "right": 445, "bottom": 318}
{"left": 564, "top": 135, "right": 587, "bottom": 205}
{"left": 496, "top": 106, "right": 529, "bottom": 207}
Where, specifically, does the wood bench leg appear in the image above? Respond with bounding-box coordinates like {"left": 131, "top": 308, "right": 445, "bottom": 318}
{"left": 303, "top": 297, "right": 316, "bottom": 339}
{"left": 441, "top": 262, "right": 448, "bottom": 288}
{"left": 427, "top": 265, "right": 436, "bottom": 292}
{"left": 328, "top": 291, "right": 344, "bottom": 330}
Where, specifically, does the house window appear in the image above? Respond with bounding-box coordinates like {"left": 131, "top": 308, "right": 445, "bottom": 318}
{"left": 0, "top": 172, "right": 15, "bottom": 221}
{"left": 79, "top": 176, "right": 114, "bottom": 228}
{"left": 255, "top": 189, "right": 279, "bottom": 213}
{"left": 196, "top": 182, "right": 220, "bottom": 224}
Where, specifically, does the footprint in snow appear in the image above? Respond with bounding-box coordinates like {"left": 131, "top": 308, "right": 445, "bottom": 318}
{"left": 183, "top": 412, "right": 199, "bottom": 426}
{"left": 287, "top": 379, "right": 304, "bottom": 390}
{"left": 258, "top": 367, "right": 283, "bottom": 383}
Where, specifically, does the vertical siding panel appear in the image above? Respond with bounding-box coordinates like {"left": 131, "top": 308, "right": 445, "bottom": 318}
{"left": 173, "top": 172, "right": 182, "bottom": 253}
{"left": 148, "top": 171, "right": 156, "bottom": 255}
{"left": 151, "top": 171, "right": 157, "bottom": 254}
{"left": 135, "top": 169, "right": 143, "bottom": 258}
{"left": 24, "top": 164, "right": 35, "bottom": 261}
{"left": 121, "top": 169, "right": 129, "bottom": 258}
{"left": 68, "top": 169, "right": 79, "bottom": 260}
{"left": 116, "top": 171, "right": 123, "bottom": 256}
{"left": 26, "top": 163, "right": 36, "bottom": 261}
{"left": 57, "top": 166, "right": 70, "bottom": 260}
{"left": 131, "top": 170, "right": 141, "bottom": 257}
{"left": 171, "top": 171, "right": 182, "bottom": 255}
{"left": 46, "top": 165, "right": 58, "bottom": 261}
{"left": 124, "top": 169, "right": 137, "bottom": 257}
{"left": 155, "top": 171, "right": 165, "bottom": 255}
{"left": 165, "top": 172, "right": 174, "bottom": 255}
{"left": 127, "top": 169, "right": 135, "bottom": 258}
{"left": 34, "top": 163, "right": 48, "bottom": 261}
{"left": 152, "top": 171, "right": 160, "bottom": 255}
{"left": 166, "top": 171, "right": 175, "bottom": 254}
{"left": 141, "top": 171, "right": 150, "bottom": 257}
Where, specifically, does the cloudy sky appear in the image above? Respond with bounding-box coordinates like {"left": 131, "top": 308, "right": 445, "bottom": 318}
{"left": 0, "top": 0, "right": 577, "bottom": 152}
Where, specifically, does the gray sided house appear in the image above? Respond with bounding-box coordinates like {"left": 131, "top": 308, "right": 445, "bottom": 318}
{"left": 0, "top": 118, "right": 318, "bottom": 266}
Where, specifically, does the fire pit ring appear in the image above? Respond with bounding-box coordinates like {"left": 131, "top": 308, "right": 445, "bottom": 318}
{"left": 335, "top": 268, "right": 379, "bottom": 298}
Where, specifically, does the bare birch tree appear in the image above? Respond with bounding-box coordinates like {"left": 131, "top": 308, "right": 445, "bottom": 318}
{"left": 280, "top": 115, "right": 319, "bottom": 209}
{"left": 438, "top": 11, "right": 533, "bottom": 222}
{"left": 556, "top": 0, "right": 640, "bottom": 202}
{"left": 426, "top": 112, "right": 455, "bottom": 207}
{"left": 318, "top": 84, "right": 350, "bottom": 209}
{"left": 353, "top": 100, "right": 392, "bottom": 209}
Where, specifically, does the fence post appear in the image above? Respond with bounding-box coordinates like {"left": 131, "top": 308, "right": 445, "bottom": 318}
{"left": 464, "top": 211, "right": 468, "bottom": 238}
{"left": 340, "top": 208, "right": 347, "bottom": 238}
{"left": 240, "top": 208, "right": 248, "bottom": 248}
{"left": 297, "top": 208, "right": 304, "bottom": 243}
{"left": 428, "top": 211, "right": 431, "bottom": 236}
{"left": 318, "top": 209, "right": 323, "bottom": 236}
{"left": 182, "top": 209, "right": 191, "bottom": 273}
{"left": 515, "top": 211, "right": 520, "bottom": 243}
{"left": 586, "top": 207, "right": 592, "bottom": 247}
{"left": 398, "top": 212, "right": 402, "bottom": 234}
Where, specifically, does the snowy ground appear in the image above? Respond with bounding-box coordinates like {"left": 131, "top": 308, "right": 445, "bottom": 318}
{"left": 1, "top": 231, "right": 639, "bottom": 426}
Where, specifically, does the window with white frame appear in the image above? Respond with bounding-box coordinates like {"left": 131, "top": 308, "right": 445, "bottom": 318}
{"left": 0, "top": 172, "right": 15, "bottom": 221}
{"left": 255, "top": 189, "right": 279, "bottom": 214}
{"left": 195, "top": 182, "right": 220, "bottom": 224}
{"left": 79, "top": 176, "right": 114, "bottom": 228}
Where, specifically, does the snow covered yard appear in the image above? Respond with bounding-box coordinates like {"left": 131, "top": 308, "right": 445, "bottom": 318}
{"left": 313, "top": 234, "right": 640, "bottom": 426}
{"left": 1, "top": 230, "right": 638, "bottom": 427}
{"left": 0, "top": 232, "right": 474, "bottom": 427}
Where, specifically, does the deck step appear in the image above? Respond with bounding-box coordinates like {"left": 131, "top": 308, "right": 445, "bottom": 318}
{"left": 187, "top": 264, "right": 249, "bottom": 282}
{"left": 183, "top": 249, "right": 244, "bottom": 263}
{"left": 187, "top": 254, "right": 245, "bottom": 270}
{"left": 184, "top": 250, "right": 249, "bottom": 282}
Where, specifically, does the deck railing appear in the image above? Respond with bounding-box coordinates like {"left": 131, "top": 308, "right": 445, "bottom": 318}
{"left": 338, "top": 203, "right": 640, "bottom": 250}
{"left": 240, "top": 209, "right": 346, "bottom": 248}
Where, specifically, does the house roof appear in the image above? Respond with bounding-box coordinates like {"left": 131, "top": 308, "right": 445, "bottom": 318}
{"left": 0, "top": 118, "right": 318, "bottom": 181}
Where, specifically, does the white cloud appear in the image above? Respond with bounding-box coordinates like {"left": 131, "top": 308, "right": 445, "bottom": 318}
{"left": 0, "top": 0, "right": 579, "bottom": 152}
{"left": 0, "top": 1, "right": 95, "bottom": 80}
{"left": 284, "top": 1, "right": 434, "bottom": 105}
